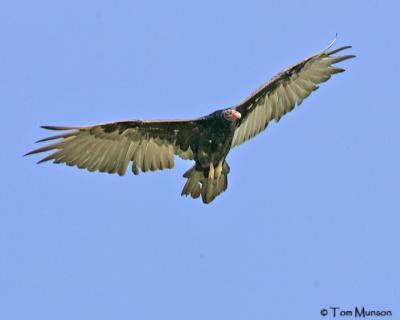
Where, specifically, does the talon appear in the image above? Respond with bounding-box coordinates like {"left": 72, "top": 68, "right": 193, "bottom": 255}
{"left": 208, "top": 162, "right": 214, "bottom": 180}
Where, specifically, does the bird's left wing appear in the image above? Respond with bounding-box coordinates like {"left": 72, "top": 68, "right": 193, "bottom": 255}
{"left": 231, "top": 40, "right": 355, "bottom": 148}
{"left": 26, "top": 119, "right": 204, "bottom": 176}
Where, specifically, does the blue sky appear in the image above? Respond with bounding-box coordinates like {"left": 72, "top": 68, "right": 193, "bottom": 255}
{"left": 1, "top": 1, "right": 399, "bottom": 319}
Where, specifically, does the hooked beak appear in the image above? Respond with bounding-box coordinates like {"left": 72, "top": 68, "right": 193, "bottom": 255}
{"left": 223, "top": 109, "right": 242, "bottom": 122}
{"left": 233, "top": 110, "right": 241, "bottom": 120}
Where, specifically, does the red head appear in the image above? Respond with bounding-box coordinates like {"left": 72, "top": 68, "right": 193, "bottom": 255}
{"left": 222, "top": 109, "right": 241, "bottom": 122}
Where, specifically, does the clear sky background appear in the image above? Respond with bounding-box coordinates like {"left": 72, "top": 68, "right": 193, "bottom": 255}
{"left": 1, "top": 1, "right": 399, "bottom": 319}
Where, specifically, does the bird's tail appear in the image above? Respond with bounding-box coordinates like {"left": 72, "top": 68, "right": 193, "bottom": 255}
{"left": 181, "top": 162, "right": 230, "bottom": 204}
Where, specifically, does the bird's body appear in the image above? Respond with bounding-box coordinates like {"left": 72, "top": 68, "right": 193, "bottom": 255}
{"left": 194, "top": 111, "right": 235, "bottom": 170}
{"left": 27, "top": 38, "right": 355, "bottom": 203}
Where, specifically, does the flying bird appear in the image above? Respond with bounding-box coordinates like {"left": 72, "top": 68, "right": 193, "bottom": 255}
{"left": 26, "top": 38, "right": 354, "bottom": 204}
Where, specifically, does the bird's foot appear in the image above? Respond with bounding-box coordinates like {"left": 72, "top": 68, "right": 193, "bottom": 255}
{"left": 208, "top": 162, "right": 215, "bottom": 180}
{"left": 215, "top": 161, "right": 223, "bottom": 179}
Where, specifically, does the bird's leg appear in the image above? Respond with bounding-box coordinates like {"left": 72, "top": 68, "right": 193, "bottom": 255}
{"left": 208, "top": 162, "right": 215, "bottom": 180}
{"left": 215, "top": 160, "right": 223, "bottom": 179}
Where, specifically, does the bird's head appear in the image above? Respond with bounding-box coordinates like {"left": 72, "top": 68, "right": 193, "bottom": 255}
{"left": 222, "top": 109, "right": 241, "bottom": 122}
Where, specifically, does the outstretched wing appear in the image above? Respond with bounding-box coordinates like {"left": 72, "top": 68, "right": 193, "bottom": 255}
{"left": 231, "top": 40, "right": 355, "bottom": 148}
{"left": 26, "top": 119, "right": 205, "bottom": 176}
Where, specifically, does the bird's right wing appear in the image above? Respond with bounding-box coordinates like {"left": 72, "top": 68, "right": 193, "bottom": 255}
{"left": 26, "top": 118, "right": 205, "bottom": 176}
{"left": 231, "top": 39, "right": 355, "bottom": 148}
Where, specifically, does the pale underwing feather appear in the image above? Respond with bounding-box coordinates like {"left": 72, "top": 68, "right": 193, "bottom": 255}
{"left": 28, "top": 114, "right": 202, "bottom": 176}
{"left": 231, "top": 43, "right": 355, "bottom": 148}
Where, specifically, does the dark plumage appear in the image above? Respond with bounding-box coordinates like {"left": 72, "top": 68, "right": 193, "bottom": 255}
{"left": 26, "top": 38, "right": 355, "bottom": 203}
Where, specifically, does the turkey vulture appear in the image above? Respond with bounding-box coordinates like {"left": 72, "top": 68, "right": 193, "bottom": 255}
{"left": 26, "top": 38, "right": 354, "bottom": 204}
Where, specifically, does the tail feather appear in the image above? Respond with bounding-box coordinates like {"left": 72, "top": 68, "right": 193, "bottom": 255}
{"left": 181, "top": 166, "right": 202, "bottom": 199}
{"left": 182, "top": 162, "right": 230, "bottom": 204}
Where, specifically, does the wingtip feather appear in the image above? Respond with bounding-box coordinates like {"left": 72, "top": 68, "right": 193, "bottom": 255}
{"left": 325, "top": 34, "right": 338, "bottom": 51}
{"left": 330, "top": 54, "right": 356, "bottom": 64}
{"left": 35, "top": 132, "right": 76, "bottom": 143}
{"left": 326, "top": 45, "right": 353, "bottom": 55}
{"left": 40, "top": 125, "right": 77, "bottom": 130}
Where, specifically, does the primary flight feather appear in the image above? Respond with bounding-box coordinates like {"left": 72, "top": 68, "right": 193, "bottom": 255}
{"left": 26, "top": 38, "right": 355, "bottom": 204}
